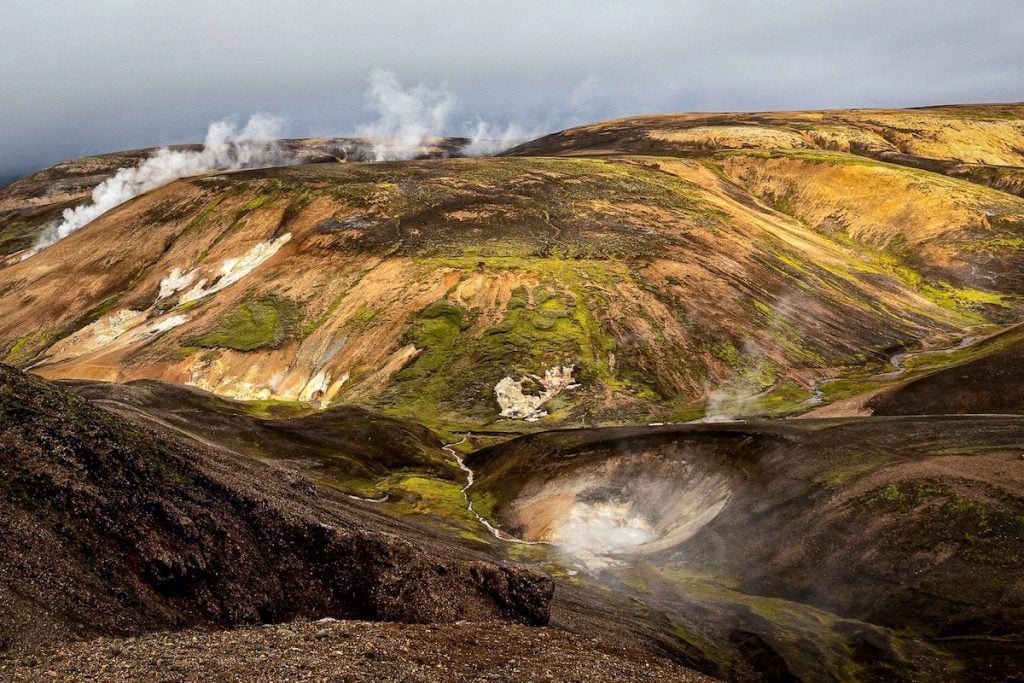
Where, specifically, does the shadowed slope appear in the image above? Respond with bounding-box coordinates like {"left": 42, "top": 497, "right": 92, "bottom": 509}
{"left": 468, "top": 416, "right": 1024, "bottom": 680}
{"left": 0, "top": 363, "right": 553, "bottom": 652}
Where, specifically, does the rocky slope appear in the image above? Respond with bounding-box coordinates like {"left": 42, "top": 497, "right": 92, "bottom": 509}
{"left": 0, "top": 363, "right": 553, "bottom": 652}
{"left": 2, "top": 106, "right": 1023, "bottom": 430}
{"left": 0, "top": 619, "right": 709, "bottom": 683}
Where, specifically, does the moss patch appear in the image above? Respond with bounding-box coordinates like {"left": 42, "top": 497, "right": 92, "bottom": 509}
{"left": 194, "top": 296, "right": 299, "bottom": 351}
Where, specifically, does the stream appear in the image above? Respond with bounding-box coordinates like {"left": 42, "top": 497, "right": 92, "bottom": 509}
{"left": 804, "top": 333, "right": 983, "bottom": 406}
{"left": 442, "top": 436, "right": 548, "bottom": 546}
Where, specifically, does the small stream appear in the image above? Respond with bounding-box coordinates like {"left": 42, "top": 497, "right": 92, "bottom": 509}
{"left": 803, "top": 333, "right": 984, "bottom": 406}
{"left": 443, "top": 436, "right": 547, "bottom": 546}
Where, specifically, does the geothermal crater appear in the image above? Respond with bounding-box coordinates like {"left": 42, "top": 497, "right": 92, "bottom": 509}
{"left": 510, "top": 452, "right": 732, "bottom": 566}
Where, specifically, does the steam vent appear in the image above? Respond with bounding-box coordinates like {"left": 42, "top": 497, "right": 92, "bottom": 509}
{"left": 4, "top": 4, "right": 1024, "bottom": 680}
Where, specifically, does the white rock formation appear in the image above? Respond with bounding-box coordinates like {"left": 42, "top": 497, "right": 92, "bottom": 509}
{"left": 494, "top": 365, "right": 578, "bottom": 421}
{"left": 178, "top": 233, "right": 291, "bottom": 304}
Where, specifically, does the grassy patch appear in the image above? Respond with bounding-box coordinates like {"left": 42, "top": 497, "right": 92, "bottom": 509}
{"left": 194, "top": 296, "right": 299, "bottom": 351}
{"left": 743, "top": 379, "right": 813, "bottom": 416}
{"left": 3, "top": 328, "right": 61, "bottom": 366}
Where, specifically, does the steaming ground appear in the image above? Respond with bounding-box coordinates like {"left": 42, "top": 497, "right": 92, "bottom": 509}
{"left": 17, "top": 69, "right": 540, "bottom": 259}
{"left": 355, "top": 70, "right": 540, "bottom": 160}
{"left": 28, "top": 115, "right": 288, "bottom": 256}
{"left": 3, "top": 102, "right": 1024, "bottom": 680}
{"left": 510, "top": 453, "right": 733, "bottom": 569}
{"left": 469, "top": 418, "right": 1024, "bottom": 680}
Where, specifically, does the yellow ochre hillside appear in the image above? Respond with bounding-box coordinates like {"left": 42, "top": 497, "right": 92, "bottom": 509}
{"left": 2, "top": 104, "right": 1023, "bottom": 430}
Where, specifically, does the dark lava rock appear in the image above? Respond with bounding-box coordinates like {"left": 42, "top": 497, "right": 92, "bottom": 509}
{"left": 0, "top": 364, "right": 553, "bottom": 651}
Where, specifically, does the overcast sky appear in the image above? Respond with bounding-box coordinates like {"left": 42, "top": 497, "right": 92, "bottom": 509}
{"left": 3, "top": 0, "right": 1022, "bottom": 183}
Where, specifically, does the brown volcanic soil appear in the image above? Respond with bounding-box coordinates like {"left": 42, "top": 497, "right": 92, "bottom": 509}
{"left": 868, "top": 324, "right": 1024, "bottom": 416}
{"left": 0, "top": 619, "right": 710, "bottom": 683}
{"left": 3, "top": 107, "right": 1022, "bottom": 434}
{"left": 469, "top": 417, "right": 1024, "bottom": 679}
{"left": 2, "top": 153, "right": 1012, "bottom": 429}
{"left": 0, "top": 363, "right": 553, "bottom": 652}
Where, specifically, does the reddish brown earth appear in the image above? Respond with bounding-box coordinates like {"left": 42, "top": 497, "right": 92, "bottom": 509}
{"left": 0, "top": 363, "right": 552, "bottom": 649}
{"left": 0, "top": 619, "right": 710, "bottom": 683}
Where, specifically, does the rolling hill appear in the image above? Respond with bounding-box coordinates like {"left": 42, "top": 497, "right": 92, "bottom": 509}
{"left": 3, "top": 104, "right": 1024, "bottom": 680}
{"left": 2, "top": 105, "right": 1023, "bottom": 431}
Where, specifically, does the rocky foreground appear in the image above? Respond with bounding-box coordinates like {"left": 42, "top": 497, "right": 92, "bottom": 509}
{"left": 0, "top": 619, "right": 708, "bottom": 683}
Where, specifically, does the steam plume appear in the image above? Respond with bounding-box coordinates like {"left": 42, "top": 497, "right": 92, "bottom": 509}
{"left": 355, "top": 69, "right": 454, "bottom": 161}
{"left": 462, "top": 119, "right": 538, "bottom": 156}
{"left": 30, "top": 115, "right": 286, "bottom": 255}
{"left": 354, "top": 69, "right": 539, "bottom": 160}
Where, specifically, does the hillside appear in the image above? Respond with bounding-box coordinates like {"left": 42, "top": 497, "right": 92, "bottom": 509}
{"left": 0, "top": 136, "right": 467, "bottom": 259}
{"left": 3, "top": 104, "right": 1024, "bottom": 680}
{"left": 2, "top": 106, "right": 1024, "bottom": 429}
{"left": 0, "top": 363, "right": 553, "bottom": 649}
{"left": 508, "top": 103, "right": 1024, "bottom": 195}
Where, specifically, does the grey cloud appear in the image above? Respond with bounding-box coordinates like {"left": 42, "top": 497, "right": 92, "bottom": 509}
{"left": 2, "top": 0, "right": 1022, "bottom": 181}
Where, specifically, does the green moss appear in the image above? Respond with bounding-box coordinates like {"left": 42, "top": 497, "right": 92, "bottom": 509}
{"left": 194, "top": 296, "right": 299, "bottom": 351}
{"left": 382, "top": 474, "right": 487, "bottom": 541}
{"left": 299, "top": 291, "right": 346, "bottom": 337}
{"left": 281, "top": 190, "right": 313, "bottom": 224}
{"left": 174, "top": 298, "right": 202, "bottom": 312}
{"left": 344, "top": 304, "right": 381, "bottom": 329}
{"left": 4, "top": 334, "right": 32, "bottom": 365}
{"left": 468, "top": 490, "right": 498, "bottom": 521}
{"left": 919, "top": 282, "right": 1006, "bottom": 314}
{"left": 3, "top": 328, "right": 60, "bottom": 366}
{"left": 710, "top": 340, "right": 741, "bottom": 367}
{"left": 172, "top": 344, "right": 199, "bottom": 360}
{"left": 743, "top": 379, "right": 813, "bottom": 416}
{"left": 239, "top": 194, "right": 270, "bottom": 212}
{"left": 854, "top": 480, "right": 1024, "bottom": 566}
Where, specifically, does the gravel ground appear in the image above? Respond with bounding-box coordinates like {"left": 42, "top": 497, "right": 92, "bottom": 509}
{"left": 0, "top": 619, "right": 712, "bottom": 682}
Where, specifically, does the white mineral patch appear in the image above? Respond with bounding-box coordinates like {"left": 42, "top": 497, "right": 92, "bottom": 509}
{"left": 145, "top": 314, "right": 190, "bottom": 335}
{"left": 48, "top": 309, "right": 146, "bottom": 359}
{"left": 299, "top": 369, "right": 331, "bottom": 403}
{"left": 157, "top": 268, "right": 199, "bottom": 300}
{"left": 46, "top": 309, "right": 189, "bottom": 363}
{"left": 494, "top": 364, "right": 578, "bottom": 420}
{"left": 179, "top": 233, "right": 291, "bottom": 304}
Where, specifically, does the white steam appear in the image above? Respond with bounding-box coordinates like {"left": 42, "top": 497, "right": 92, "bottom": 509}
{"left": 21, "top": 70, "right": 545, "bottom": 259}
{"left": 552, "top": 500, "right": 658, "bottom": 560}
{"left": 356, "top": 69, "right": 454, "bottom": 161}
{"left": 30, "top": 114, "right": 286, "bottom": 255}
{"left": 462, "top": 118, "right": 538, "bottom": 156}
{"left": 354, "top": 69, "right": 539, "bottom": 160}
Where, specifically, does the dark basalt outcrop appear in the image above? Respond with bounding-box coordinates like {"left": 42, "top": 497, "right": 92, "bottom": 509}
{"left": 0, "top": 364, "right": 553, "bottom": 652}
